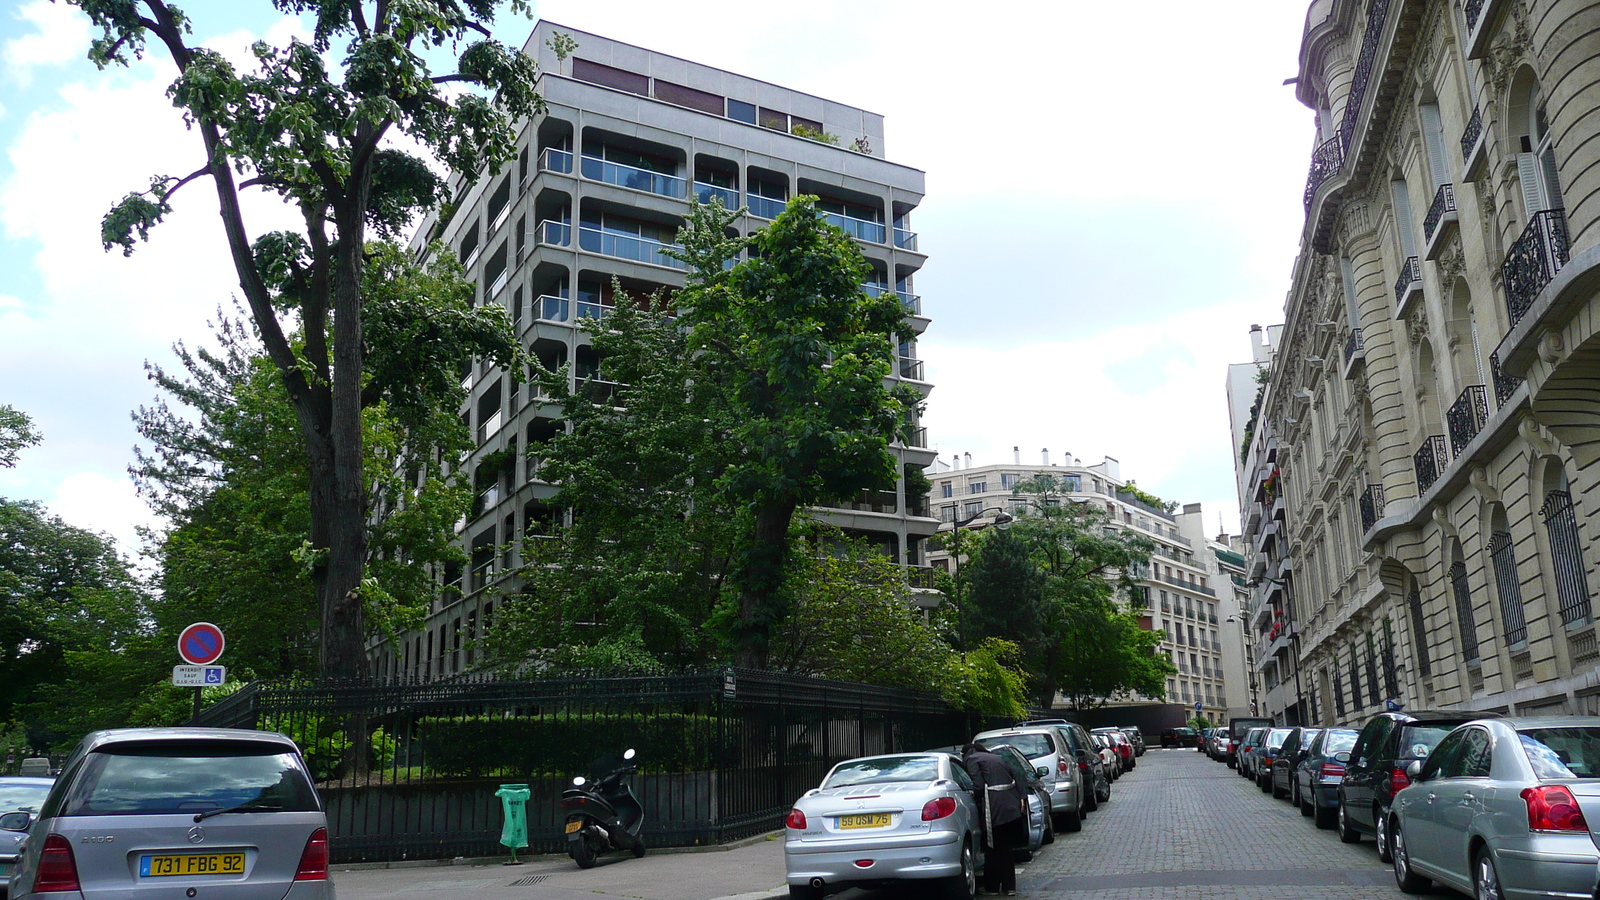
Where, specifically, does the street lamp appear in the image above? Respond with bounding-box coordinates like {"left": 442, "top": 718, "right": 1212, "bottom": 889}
{"left": 1225, "top": 614, "right": 1260, "bottom": 717}
{"left": 948, "top": 506, "right": 1014, "bottom": 651}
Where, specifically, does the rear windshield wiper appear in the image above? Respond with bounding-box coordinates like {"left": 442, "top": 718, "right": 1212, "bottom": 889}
{"left": 194, "top": 802, "right": 283, "bottom": 822}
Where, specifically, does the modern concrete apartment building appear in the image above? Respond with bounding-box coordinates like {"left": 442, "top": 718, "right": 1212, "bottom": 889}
{"left": 924, "top": 452, "right": 1233, "bottom": 722}
{"left": 1264, "top": 0, "right": 1600, "bottom": 725}
{"left": 382, "top": 22, "right": 938, "bottom": 680}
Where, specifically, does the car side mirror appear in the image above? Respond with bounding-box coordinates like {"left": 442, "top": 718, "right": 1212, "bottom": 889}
{"left": 1333, "top": 751, "right": 1351, "bottom": 764}
{"left": 0, "top": 812, "right": 30, "bottom": 832}
{"left": 1035, "top": 766, "right": 1049, "bottom": 778}
{"left": 1406, "top": 759, "right": 1425, "bottom": 782}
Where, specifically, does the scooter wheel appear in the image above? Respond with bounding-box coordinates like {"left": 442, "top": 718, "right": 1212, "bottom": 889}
{"left": 632, "top": 835, "right": 647, "bottom": 858}
{"left": 572, "top": 834, "right": 598, "bottom": 869}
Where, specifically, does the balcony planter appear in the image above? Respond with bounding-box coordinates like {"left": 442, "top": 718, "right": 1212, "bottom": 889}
{"left": 1423, "top": 184, "right": 1459, "bottom": 260}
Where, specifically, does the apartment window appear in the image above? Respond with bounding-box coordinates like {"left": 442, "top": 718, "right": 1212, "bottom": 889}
{"left": 726, "top": 98, "right": 757, "bottom": 125}
{"left": 572, "top": 58, "right": 648, "bottom": 96}
{"left": 1448, "top": 553, "right": 1480, "bottom": 663}
{"left": 1488, "top": 523, "right": 1527, "bottom": 647}
{"left": 1542, "top": 478, "right": 1593, "bottom": 625}
{"left": 968, "top": 481, "right": 987, "bottom": 494}
{"left": 939, "top": 505, "right": 955, "bottom": 523}
{"left": 964, "top": 501, "right": 981, "bottom": 518}
{"left": 1391, "top": 179, "right": 1418, "bottom": 259}
{"left": 1009, "top": 498, "right": 1027, "bottom": 514}
{"left": 940, "top": 482, "right": 953, "bottom": 498}
{"left": 1000, "top": 473, "right": 1020, "bottom": 489}
{"left": 1092, "top": 478, "right": 1102, "bottom": 493}
{"left": 653, "top": 79, "right": 724, "bottom": 116}
{"left": 1512, "top": 75, "right": 1565, "bottom": 220}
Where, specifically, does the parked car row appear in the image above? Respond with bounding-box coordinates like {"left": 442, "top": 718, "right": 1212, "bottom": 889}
{"left": 1220, "top": 708, "right": 1600, "bottom": 899}
{"left": 783, "top": 721, "right": 1147, "bottom": 898}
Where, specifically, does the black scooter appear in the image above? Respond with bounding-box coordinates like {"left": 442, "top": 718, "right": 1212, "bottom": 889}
{"left": 561, "top": 747, "right": 646, "bottom": 868}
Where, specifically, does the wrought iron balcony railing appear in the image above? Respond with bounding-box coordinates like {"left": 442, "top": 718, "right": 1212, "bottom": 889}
{"left": 1446, "top": 384, "right": 1489, "bottom": 455}
{"left": 1460, "top": 106, "right": 1482, "bottom": 160}
{"left": 1423, "top": 183, "right": 1456, "bottom": 243}
{"left": 1337, "top": 0, "right": 1393, "bottom": 158}
{"left": 1502, "top": 209, "right": 1569, "bottom": 327}
{"left": 1490, "top": 351, "right": 1521, "bottom": 408}
{"left": 1304, "top": 134, "right": 1345, "bottom": 210}
{"left": 1465, "top": 0, "right": 1487, "bottom": 31}
{"left": 1360, "top": 483, "right": 1386, "bottom": 533}
{"left": 1345, "top": 328, "right": 1364, "bottom": 365}
{"left": 1394, "top": 256, "right": 1421, "bottom": 305}
{"left": 1414, "top": 434, "right": 1450, "bottom": 494}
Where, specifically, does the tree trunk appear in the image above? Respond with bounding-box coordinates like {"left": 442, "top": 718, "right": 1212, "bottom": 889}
{"left": 734, "top": 501, "right": 796, "bottom": 668}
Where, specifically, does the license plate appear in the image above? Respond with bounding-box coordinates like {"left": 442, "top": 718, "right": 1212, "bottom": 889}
{"left": 139, "top": 853, "right": 246, "bottom": 877}
{"left": 0, "top": 863, "right": 11, "bottom": 876}
{"left": 564, "top": 820, "right": 583, "bottom": 834}
{"left": 837, "top": 813, "right": 890, "bottom": 830}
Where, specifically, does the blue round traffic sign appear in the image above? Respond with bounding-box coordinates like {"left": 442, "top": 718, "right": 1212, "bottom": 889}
{"left": 178, "top": 622, "right": 226, "bottom": 666}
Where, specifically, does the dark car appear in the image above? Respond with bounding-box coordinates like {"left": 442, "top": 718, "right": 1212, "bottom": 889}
{"left": 1055, "top": 722, "right": 1111, "bottom": 807}
{"left": 988, "top": 743, "right": 1055, "bottom": 858}
{"left": 1268, "top": 726, "right": 1320, "bottom": 800}
{"left": 1120, "top": 727, "right": 1146, "bottom": 756}
{"left": 1226, "top": 717, "right": 1273, "bottom": 768}
{"left": 1255, "top": 727, "right": 1295, "bottom": 791}
{"left": 1238, "top": 726, "right": 1268, "bottom": 779}
{"left": 1160, "top": 727, "right": 1196, "bottom": 748}
{"left": 1336, "top": 709, "right": 1502, "bottom": 862}
{"left": 1294, "top": 726, "right": 1358, "bottom": 828}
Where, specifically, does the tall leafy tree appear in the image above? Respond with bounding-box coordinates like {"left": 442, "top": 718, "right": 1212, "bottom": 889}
{"left": 0, "top": 406, "right": 41, "bottom": 469}
{"left": 78, "top": 0, "right": 541, "bottom": 677}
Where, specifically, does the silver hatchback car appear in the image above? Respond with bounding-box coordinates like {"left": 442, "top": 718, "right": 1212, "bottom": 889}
{"left": 0, "top": 777, "right": 55, "bottom": 892}
{"left": 784, "top": 752, "right": 982, "bottom": 899}
{"left": 1389, "top": 716, "right": 1600, "bottom": 899}
{"left": 6, "top": 728, "right": 333, "bottom": 900}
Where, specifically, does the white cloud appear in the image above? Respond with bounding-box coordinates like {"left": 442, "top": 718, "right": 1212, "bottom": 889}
{"left": 50, "top": 470, "right": 159, "bottom": 560}
{"left": 3, "top": 1, "right": 90, "bottom": 88}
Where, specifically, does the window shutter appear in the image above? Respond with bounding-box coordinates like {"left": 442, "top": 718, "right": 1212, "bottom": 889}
{"left": 1516, "top": 152, "right": 1547, "bottom": 218}
{"left": 1420, "top": 104, "right": 1450, "bottom": 187}
{"left": 1340, "top": 256, "right": 1361, "bottom": 325}
{"left": 1540, "top": 145, "right": 1566, "bottom": 210}
{"left": 1391, "top": 181, "right": 1418, "bottom": 257}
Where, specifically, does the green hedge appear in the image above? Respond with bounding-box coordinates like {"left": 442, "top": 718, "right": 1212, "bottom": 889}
{"left": 415, "top": 713, "right": 739, "bottom": 778}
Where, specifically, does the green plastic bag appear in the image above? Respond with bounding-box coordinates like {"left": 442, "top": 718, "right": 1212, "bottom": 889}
{"left": 495, "top": 784, "right": 531, "bottom": 858}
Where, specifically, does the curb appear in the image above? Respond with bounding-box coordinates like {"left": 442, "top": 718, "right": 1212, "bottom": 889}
{"left": 333, "top": 830, "right": 785, "bottom": 872}
{"left": 704, "top": 892, "right": 787, "bottom": 900}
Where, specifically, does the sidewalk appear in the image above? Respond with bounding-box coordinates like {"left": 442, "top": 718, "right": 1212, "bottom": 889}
{"left": 330, "top": 833, "right": 789, "bottom": 900}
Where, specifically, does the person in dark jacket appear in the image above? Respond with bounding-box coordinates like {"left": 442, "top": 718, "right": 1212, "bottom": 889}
{"left": 963, "top": 741, "right": 1028, "bottom": 896}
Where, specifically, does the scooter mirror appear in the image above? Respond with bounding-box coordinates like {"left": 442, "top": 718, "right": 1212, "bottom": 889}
{"left": 572, "top": 776, "right": 586, "bottom": 786}
{"left": 624, "top": 748, "right": 636, "bottom": 761}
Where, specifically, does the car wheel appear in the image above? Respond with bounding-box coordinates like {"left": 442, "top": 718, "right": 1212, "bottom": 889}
{"left": 1042, "top": 808, "right": 1055, "bottom": 845}
{"left": 1084, "top": 783, "right": 1099, "bottom": 813}
{"left": 1337, "top": 800, "right": 1361, "bottom": 843}
{"left": 1314, "top": 800, "right": 1336, "bottom": 829}
{"left": 1058, "top": 800, "right": 1083, "bottom": 833}
{"left": 1258, "top": 772, "right": 1271, "bottom": 793}
{"left": 1297, "top": 782, "right": 1312, "bottom": 817}
{"left": 1271, "top": 775, "right": 1287, "bottom": 799}
{"left": 1098, "top": 779, "right": 1111, "bottom": 803}
{"left": 939, "top": 841, "right": 976, "bottom": 900}
{"left": 788, "top": 886, "right": 824, "bottom": 900}
{"left": 1392, "top": 819, "right": 1429, "bottom": 894}
{"left": 1375, "top": 807, "right": 1393, "bottom": 863}
{"left": 1475, "top": 846, "right": 1503, "bottom": 900}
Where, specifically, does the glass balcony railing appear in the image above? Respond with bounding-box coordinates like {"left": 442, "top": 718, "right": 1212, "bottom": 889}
{"left": 861, "top": 283, "right": 889, "bottom": 298}
{"left": 893, "top": 228, "right": 918, "bottom": 251}
{"left": 580, "top": 155, "right": 686, "bottom": 199}
{"left": 579, "top": 226, "right": 687, "bottom": 270}
{"left": 539, "top": 147, "right": 573, "bottom": 174}
{"left": 747, "top": 194, "right": 787, "bottom": 219}
{"left": 538, "top": 295, "right": 569, "bottom": 322}
{"left": 536, "top": 220, "right": 570, "bottom": 246}
{"left": 898, "top": 357, "right": 925, "bottom": 381}
{"left": 487, "top": 268, "right": 508, "bottom": 299}
{"left": 821, "top": 210, "right": 887, "bottom": 243}
{"left": 899, "top": 291, "right": 922, "bottom": 315}
{"left": 693, "top": 182, "right": 739, "bottom": 209}
{"left": 478, "top": 410, "right": 503, "bottom": 444}
{"left": 575, "top": 300, "right": 611, "bottom": 321}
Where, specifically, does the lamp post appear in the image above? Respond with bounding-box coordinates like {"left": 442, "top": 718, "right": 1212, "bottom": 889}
{"left": 948, "top": 506, "right": 1014, "bottom": 651}
{"left": 1225, "top": 614, "right": 1260, "bottom": 717}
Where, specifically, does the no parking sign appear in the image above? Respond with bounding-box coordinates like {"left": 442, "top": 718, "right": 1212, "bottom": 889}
{"left": 178, "top": 622, "right": 226, "bottom": 666}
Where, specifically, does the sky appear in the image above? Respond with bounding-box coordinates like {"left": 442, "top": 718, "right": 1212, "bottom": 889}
{"left": 0, "top": 0, "right": 1314, "bottom": 557}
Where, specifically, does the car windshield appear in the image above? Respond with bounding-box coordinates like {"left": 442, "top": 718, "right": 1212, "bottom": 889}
{"left": 1265, "top": 730, "right": 1292, "bottom": 748}
{"left": 987, "top": 734, "right": 1053, "bottom": 759}
{"left": 823, "top": 756, "right": 940, "bottom": 789}
{"left": 1246, "top": 728, "right": 1266, "bottom": 743}
{"left": 1520, "top": 728, "right": 1600, "bottom": 779}
{"left": 1323, "top": 730, "right": 1359, "bottom": 754}
{"left": 1397, "top": 725, "right": 1455, "bottom": 761}
{"left": 62, "top": 742, "right": 318, "bottom": 816}
{"left": 0, "top": 783, "right": 52, "bottom": 813}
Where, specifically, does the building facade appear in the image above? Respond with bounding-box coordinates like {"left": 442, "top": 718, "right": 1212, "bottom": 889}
{"left": 1269, "top": 0, "right": 1600, "bottom": 725}
{"left": 925, "top": 452, "right": 1235, "bottom": 722}
{"left": 382, "top": 22, "right": 939, "bottom": 680}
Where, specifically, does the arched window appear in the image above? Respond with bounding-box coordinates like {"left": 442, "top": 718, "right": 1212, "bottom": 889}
{"left": 1333, "top": 660, "right": 1346, "bottom": 717}
{"left": 1348, "top": 640, "right": 1363, "bottom": 710}
{"left": 1448, "top": 279, "right": 1485, "bottom": 389}
{"left": 1365, "top": 632, "right": 1382, "bottom": 706}
{"left": 1381, "top": 617, "right": 1401, "bottom": 698}
{"left": 1508, "top": 69, "right": 1564, "bottom": 220}
{"left": 1486, "top": 504, "right": 1528, "bottom": 647}
{"left": 1407, "top": 573, "right": 1432, "bottom": 679}
{"left": 1540, "top": 461, "right": 1593, "bottom": 625}
{"left": 1447, "top": 538, "right": 1481, "bottom": 663}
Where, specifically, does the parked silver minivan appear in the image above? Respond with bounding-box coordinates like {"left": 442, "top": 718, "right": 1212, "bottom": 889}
{"left": 5, "top": 728, "right": 333, "bottom": 900}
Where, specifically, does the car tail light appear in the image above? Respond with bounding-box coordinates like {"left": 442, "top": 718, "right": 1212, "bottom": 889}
{"left": 36, "top": 833, "right": 81, "bottom": 893}
{"left": 785, "top": 808, "right": 807, "bottom": 829}
{"left": 922, "top": 797, "right": 957, "bottom": 821}
{"left": 295, "top": 827, "right": 329, "bottom": 881}
{"left": 1319, "top": 762, "right": 1346, "bottom": 778}
{"left": 1390, "top": 766, "right": 1410, "bottom": 795}
{"left": 1058, "top": 759, "right": 1070, "bottom": 776}
{"left": 1523, "top": 785, "right": 1589, "bottom": 833}
{"left": 1079, "top": 759, "right": 1089, "bottom": 771}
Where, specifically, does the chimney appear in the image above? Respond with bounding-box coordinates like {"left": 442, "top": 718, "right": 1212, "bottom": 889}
{"left": 1102, "top": 455, "right": 1120, "bottom": 481}
{"left": 1041, "top": 448, "right": 1050, "bottom": 466}
{"left": 1250, "top": 324, "right": 1268, "bottom": 363}
{"left": 1013, "top": 446, "right": 1021, "bottom": 465}
{"left": 964, "top": 451, "right": 972, "bottom": 469}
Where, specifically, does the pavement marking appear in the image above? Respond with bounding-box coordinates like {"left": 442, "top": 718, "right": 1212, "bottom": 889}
{"left": 508, "top": 875, "right": 551, "bottom": 886}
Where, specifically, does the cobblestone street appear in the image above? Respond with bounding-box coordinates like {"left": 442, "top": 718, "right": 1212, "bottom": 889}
{"left": 1011, "top": 747, "right": 1418, "bottom": 900}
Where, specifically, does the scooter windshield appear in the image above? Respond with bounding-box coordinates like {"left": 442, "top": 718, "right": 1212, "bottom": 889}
{"left": 588, "top": 752, "right": 629, "bottom": 777}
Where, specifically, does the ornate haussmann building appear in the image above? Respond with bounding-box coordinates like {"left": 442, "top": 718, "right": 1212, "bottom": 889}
{"left": 1265, "top": 0, "right": 1600, "bottom": 724}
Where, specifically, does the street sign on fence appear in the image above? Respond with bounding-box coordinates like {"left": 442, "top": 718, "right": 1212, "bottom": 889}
{"left": 173, "top": 665, "right": 226, "bottom": 687}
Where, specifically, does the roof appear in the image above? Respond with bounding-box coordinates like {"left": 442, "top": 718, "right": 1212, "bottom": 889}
{"left": 81, "top": 728, "right": 300, "bottom": 754}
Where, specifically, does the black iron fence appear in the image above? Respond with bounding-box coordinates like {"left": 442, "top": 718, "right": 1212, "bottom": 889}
{"left": 1424, "top": 184, "right": 1457, "bottom": 244}
{"left": 1489, "top": 530, "right": 1528, "bottom": 647}
{"left": 1461, "top": 106, "right": 1482, "bottom": 160}
{"left": 1541, "top": 490, "right": 1594, "bottom": 626}
{"left": 1360, "top": 482, "right": 1386, "bottom": 533}
{"left": 1394, "top": 256, "right": 1421, "bottom": 305}
{"left": 1414, "top": 435, "right": 1450, "bottom": 495}
{"left": 193, "top": 670, "right": 998, "bottom": 864}
{"left": 1447, "top": 384, "right": 1489, "bottom": 456}
{"left": 1503, "top": 209, "right": 1568, "bottom": 327}
{"left": 1490, "top": 351, "right": 1522, "bottom": 409}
